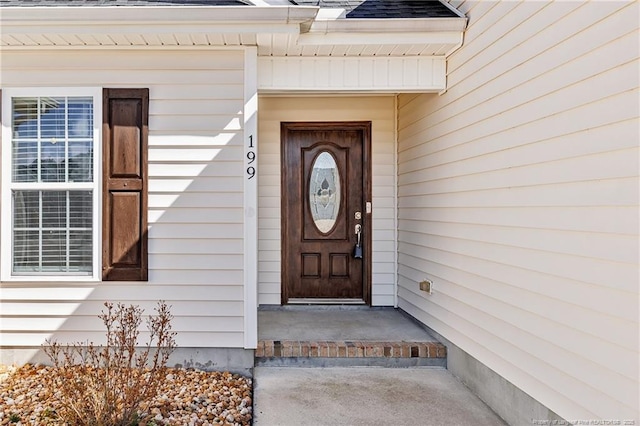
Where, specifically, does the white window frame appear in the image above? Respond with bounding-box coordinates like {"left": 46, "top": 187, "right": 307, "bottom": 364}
{"left": 1, "top": 87, "right": 102, "bottom": 282}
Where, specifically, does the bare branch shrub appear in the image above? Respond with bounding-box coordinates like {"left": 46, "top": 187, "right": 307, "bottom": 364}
{"left": 42, "top": 301, "right": 177, "bottom": 426}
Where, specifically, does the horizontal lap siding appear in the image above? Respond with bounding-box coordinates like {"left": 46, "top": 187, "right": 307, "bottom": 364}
{"left": 257, "top": 96, "right": 396, "bottom": 306}
{"left": 0, "top": 49, "right": 246, "bottom": 349}
{"left": 397, "top": 1, "right": 639, "bottom": 421}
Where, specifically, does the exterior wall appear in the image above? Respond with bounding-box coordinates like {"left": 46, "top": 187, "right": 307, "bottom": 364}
{"left": 257, "top": 96, "right": 396, "bottom": 306}
{"left": 258, "top": 56, "right": 446, "bottom": 92}
{"left": 397, "top": 0, "right": 639, "bottom": 422}
{"left": 0, "top": 49, "right": 248, "bottom": 358}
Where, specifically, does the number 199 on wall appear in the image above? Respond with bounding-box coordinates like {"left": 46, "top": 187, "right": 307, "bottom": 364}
{"left": 247, "top": 135, "right": 256, "bottom": 180}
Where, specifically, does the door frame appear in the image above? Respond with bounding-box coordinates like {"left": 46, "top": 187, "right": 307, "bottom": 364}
{"left": 280, "top": 121, "right": 372, "bottom": 305}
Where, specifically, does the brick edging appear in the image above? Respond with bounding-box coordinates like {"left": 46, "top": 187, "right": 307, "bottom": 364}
{"left": 256, "top": 340, "right": 446, "bottom": 358}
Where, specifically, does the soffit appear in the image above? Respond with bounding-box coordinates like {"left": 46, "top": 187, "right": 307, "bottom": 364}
{"left": 0, "top": 6, "right": 316, "bottom": 48}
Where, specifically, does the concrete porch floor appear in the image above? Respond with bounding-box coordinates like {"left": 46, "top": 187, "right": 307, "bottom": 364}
{"left": 257, "top": 305, "right": 438, "bottom": 342}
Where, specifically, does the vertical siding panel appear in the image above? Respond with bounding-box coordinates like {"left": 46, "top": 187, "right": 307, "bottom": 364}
{"left": 257, "top": 96, "right": 396, "bottom": 306}
{"left": 0, "top": 49, "right": 247, "bottom": 351}
{"left": 398, "top": 1, "right": 639, "bottom": 421}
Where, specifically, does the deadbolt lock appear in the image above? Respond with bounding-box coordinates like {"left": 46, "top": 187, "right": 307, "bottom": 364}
{"left": 355, "top": 212, "right": 362, "bottom": 220}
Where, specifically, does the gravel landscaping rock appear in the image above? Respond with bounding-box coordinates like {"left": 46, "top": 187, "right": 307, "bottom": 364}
{"left": 0, "top": 364, "right": 252, "bottom": 426}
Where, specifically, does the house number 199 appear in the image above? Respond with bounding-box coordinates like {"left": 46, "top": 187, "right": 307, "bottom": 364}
{"left": 247, "top": 135, "right": 256, "bottom": 179}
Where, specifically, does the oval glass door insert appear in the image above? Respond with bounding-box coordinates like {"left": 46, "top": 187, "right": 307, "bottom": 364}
{"left": 309, "top": 151, "right": 341, "bottom": 233}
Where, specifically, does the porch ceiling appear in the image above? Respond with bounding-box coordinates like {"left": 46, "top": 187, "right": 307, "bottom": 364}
{"left": 0, "top": 5, "right": 467, "bottom": 58}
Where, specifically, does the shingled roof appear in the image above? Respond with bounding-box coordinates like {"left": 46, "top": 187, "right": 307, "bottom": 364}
{"left": 348, "top": 0, "right": 458, "bottom": 18}
{"left": 291, "top": 0, "right": 459, "bottom": 18}
{"left": 0, "top": 0, "right": 250, "bottom": 5}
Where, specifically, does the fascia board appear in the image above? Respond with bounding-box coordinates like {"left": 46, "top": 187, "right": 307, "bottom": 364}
{"left": 296, "top": 17, "right": 467, "bottom": 48}
{"left": 309, "top": 17, "right": 468, "bottom": 33}
{"left": 0, "top": 6, "right": 319, "bottom": 26}
{"left": 297, "top": 30, "right": 463, "bottom": 46}
{"left": 3, "top": 22, "right": 303, "bottom": 35}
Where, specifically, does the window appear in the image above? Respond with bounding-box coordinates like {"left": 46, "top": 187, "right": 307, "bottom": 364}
{"left": 1, "top": 88, "right": 101, "bottom": 280}
{"left": 1, "top": 87, "right": 148, "bottom": 282}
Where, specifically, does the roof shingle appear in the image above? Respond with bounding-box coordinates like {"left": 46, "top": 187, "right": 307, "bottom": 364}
{"left": 290, "top": 0, "right": 458, "bottom": 18}
{"left": 347, "top": 0, "right": 458, "bottom": 18}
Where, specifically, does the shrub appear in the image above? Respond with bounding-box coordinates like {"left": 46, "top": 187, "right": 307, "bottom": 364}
{"left": 42, "top": 301, "right": 177, "bottom": 426}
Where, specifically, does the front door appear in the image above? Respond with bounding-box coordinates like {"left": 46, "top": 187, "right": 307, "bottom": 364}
{"left": 281, "top": 122, "right": 371, "bottom": 304}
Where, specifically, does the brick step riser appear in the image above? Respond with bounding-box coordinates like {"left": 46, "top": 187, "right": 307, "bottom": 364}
{"left": 256, "top": 340, "right": 447, "bottom": 368}
{"left": 255, "top": 357, "right": 447, "bottom": 368}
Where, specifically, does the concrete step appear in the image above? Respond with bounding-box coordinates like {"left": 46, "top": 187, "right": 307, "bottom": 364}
{"left": 255, "top": 339, "right": 447, "bottom": 367}
{"left": 253, "top": 367, "right": 508, "bottom": 426}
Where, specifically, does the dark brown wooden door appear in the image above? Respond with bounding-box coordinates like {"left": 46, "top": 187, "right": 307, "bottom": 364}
{"left": 281, "top": 122, "right": 371, "bottom": 304}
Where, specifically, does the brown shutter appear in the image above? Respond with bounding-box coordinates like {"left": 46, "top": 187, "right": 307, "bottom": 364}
{"left": 102, "top": 88, "right": 148, "bottom": 281}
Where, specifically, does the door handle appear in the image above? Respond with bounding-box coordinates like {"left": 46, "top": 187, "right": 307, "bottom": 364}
{"left": 354, "top": 224, "right": 363, "bottom": 259}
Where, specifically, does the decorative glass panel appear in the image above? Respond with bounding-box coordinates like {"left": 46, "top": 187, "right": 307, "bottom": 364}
{"left": 309, "top": 151, "right": 341, "bottom": 233}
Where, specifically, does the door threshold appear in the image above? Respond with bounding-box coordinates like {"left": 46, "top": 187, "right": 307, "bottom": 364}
{"left": 287, "top": 298, "right": 366, "bottom": 305}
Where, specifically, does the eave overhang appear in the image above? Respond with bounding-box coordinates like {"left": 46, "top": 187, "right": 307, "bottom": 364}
{"left": 297, "top": 17, "right": 466, "bottom": 57}
{"left": 0, "top": 6, "right": 319, "bottom": 46}
{"left": 0, "top": 3, "right": 467, "bottom": 92}
{"left": 0, "top": 5, "right": 319, "bottom": 25}
{"left": 0, "top": 5, "right": 466, "bottom": 56}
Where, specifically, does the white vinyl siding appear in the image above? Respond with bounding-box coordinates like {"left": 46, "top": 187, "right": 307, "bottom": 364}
{"left": 0, "top": 49, "right": 247, "bottom": 350}
{"left": 257, "top": 96, "right": 396, "bottom": 306}
{"left": 258, "top": 57, "right": 446, "bottom": 92}
{"left": 397, "top": 0, "right": 638, "bottom": 421}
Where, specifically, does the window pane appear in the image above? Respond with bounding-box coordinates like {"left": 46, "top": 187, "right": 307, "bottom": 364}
{"left": 13, "top": 230, "right": 39, "bottom": 272}
{"left": 69, "top": 230, "right": 92, "bottom": 272}
{"left": 41, "top": 138, "right": 66, "bottom": 183}
{"left": 68, "top": 97, "right": 93, "bottom": 139}
{"left": 12, "top": 97, "right": 39, "bottom": 138}
{"left": 40, "top": 97, "right": 65, "bottom": 140}
{"left": 69, "top": 141, "right": 93, "bottom": 182}
{"left": 12, "top": 190, "right": 92, "bottom": 274}
{"left": 42, "top": 230, "right": 66, "bottom": 272}
{"left": 13, "top": 191, "right": 40, "bottom": 229}
{"left": 69, "top": 191, "right": 92, "bottom": 229}
{"left": 11, "top": 96, "right": 94, "bottom": 184}
{"left": 12, "top": 140, "right": 38, "bottom": 182}
{"left": 42, "top": 191, "right": 67, "bottom": 229}
{"left": 39, "top": 98, "right": 66, "bottom": 183}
